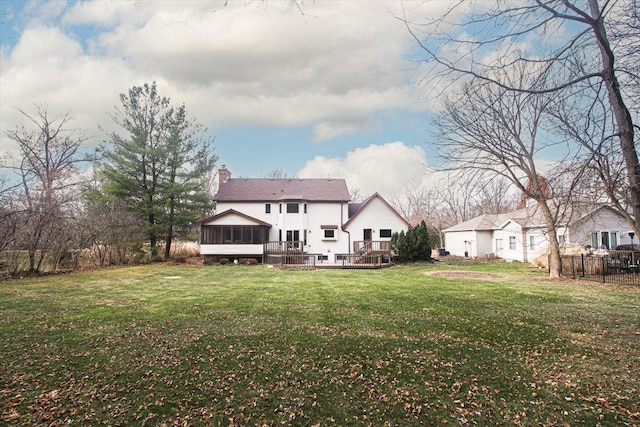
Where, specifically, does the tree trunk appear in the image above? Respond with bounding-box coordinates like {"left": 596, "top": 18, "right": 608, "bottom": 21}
{"left": 28, "top": 248, "right": 36, "bottom": 274}
{"left": 164, "top": 224, "right": 173, "bottom": 260}
{"left": 537, "top": 200, "right": 562, "bottom": 278}
{"left": 149, "top": 214, "right": 158, "bottom": 259}
{"left": 589, "top": 0, "right": 640, "bottom": 235}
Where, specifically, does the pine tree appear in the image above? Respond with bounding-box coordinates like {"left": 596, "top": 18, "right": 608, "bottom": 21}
{"left": 392, "top": 221, "right": 432, "bottom": 262}
{"left": 100, "top": 82, "right": 216, "bottom": 259}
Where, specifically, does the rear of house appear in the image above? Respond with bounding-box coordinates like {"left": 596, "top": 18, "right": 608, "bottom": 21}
{"left": 199, "top": 166, "right": 410, "bottom": 264}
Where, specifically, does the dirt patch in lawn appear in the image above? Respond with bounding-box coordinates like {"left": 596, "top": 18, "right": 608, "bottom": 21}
{"left": 426, "top": 271, "right": 502, "bottom": 280}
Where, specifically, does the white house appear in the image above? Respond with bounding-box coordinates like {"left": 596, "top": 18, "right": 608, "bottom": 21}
{"left": 199, "top": 166, "right": 410, "bottom": 264}
{"left": 443, "top": 201, "right": 635, "bottom": 263}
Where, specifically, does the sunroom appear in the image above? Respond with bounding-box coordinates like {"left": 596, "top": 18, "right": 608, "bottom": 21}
{"left": 199, "top": 209, "right": 271, "bottom": 261}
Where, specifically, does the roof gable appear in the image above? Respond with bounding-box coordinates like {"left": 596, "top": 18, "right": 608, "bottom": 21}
{"left": 343, "top": 192, "right": 410, "bottom": 229}
{"left": 443, "top": 213, "right": 507, "bottom": 232}
{"left": 215, "top": 178, "right": 351, "bottom": 202}
{"left": 198, "top": 209, "right": 272, "bottom": 227}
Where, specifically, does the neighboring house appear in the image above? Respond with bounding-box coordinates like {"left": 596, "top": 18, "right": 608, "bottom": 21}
{"left": 199, "top": 166, "right": 410, "bottom": 263}
{"left": 443, "top": 201, "right": 634, "bottom": 263}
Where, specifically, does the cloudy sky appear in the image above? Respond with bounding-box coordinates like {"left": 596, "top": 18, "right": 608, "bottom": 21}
{"left": 0, "top": 0, "right": 457, "bottom": 198}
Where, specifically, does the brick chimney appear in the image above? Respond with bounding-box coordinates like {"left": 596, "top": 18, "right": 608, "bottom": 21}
{"left": 218, "top": 165, "right": 231, "bottom": 185}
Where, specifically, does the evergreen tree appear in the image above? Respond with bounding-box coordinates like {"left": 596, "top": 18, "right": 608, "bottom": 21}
{"left": 392, "top": 221, "right": 432, "bottom": 262}
{"left": 100, "top": 82, "right": 216, "bottom": 258}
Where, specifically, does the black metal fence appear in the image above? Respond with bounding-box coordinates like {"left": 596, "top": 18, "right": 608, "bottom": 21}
{"left": 559, "top": 252, "right": 640, "bottom": 286}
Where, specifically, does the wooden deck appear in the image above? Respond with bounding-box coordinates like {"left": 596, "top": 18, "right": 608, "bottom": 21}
{"left": 315, "top": 261, "right": 392, "bottom": 270}
{"left": 264, "top": 240, "right": 393, "bottom": 270}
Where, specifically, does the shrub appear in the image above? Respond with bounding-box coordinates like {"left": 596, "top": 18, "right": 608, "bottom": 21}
{"left": 219, "top": 258, "right": 229, "bottom": 265}
{"left": 392, "top": 220, "right": 433, "bottom": 263}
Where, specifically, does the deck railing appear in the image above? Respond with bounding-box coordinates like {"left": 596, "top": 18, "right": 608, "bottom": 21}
{"left": 264, "top": 253, "right": 316, "bottom": 268}
{"left": 263, "top": 241, "right": 304, "bottom": 254}
{"left": 263, "top": 241, "right": 314, "bottom": 268}
{"left": 336, "top": 253, "right": 383, "bottom": 268}
{"left": 353, "top": 240, "right": 391, "bottom": 254}
{"left": 352, "top": 241, "right": 392, "bottom": 264}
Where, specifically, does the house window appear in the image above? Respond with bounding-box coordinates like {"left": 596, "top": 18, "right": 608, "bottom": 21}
{"left": 201, "top": 225, "right": 268, "bottom": 244}
{"left": 279, "top": 204, "right": 282, "bottom": 214}
{"left": 591, "top": 231, "right": 618, "bottom": 249}
{"left": 317, "top": 255, "right": 328, "bottom": 261}
{"left": 558, "top": 235, "right": 565, "bottom": 245}
{"left": 243, "top": 227, "right": 252, "bottom": 243}
{"left": 509, "top": 236, "right": 516, "bottom": 250}
{"left": 379, "top": 229, "right": 392, "bottom": 238}
{"left": 529, "top": 236, "right": 536, "bottom": 249}
{"left": 265, "top": 203, "right": 271, "bottom": 214}
{"left": 286, "top": 203, "right": 299, "bottom": 213}
{"left": 304, "top": 203, "right": 308, "bottom": 214}
{"left": 286, "top": 230, "right": 300, "bottom": 242}
{"left": 321, "top": 225, "right": 338, "bottom": 240}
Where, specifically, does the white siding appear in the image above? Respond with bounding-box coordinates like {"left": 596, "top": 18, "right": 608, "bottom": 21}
{"left": 568, "top": 209, "right": 634, "bottom": 249}
{"left": 200, "top": 244, "right": 263, "bottom": 256}
{"left": 305, "top": 202, "right": 348, "bottom": 263}
{"left": 444, "top": 230, "right": 478, "bottom": 257}
{"left": 215, "top": 200, "right": 350, "bottom": 262}
{"left": 500, "top": 221, "right": 525, "bottom": 262}
{"left": 207, "top": 195, "right": 409, "bottom": 263}
{"left": 202, "top": 213, "right": 257, "bottom": 226}
{"left": 475, "top": 231, "right": 493, "bottom": 258}
{"left": 344, "top": 197, "right": 409, "bottom": 243}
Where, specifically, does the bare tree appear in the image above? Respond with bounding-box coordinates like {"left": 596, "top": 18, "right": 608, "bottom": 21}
{"left": 349, "top": 187, "right": 366, "bottom": 203}
{"left": 548, "top": 81, "right": 637, "bottom": 233}
{"left": 407, "top": 0, "right": 640, "bottom": 233}
{"left": 434, "top": 67, "right": 576, "bottom": 277}
{"left": 264, "top": 168, "right": 291, "bottom": 179}
{"left": 3, "top": 105, "right": 86, "bottom": 273}
{"left": 477, "top": 175, "right": 519, "bottom": 215}
{"left": 392, "top": 185, "right": 450, "bottom": 246}
{"left": 435, "top": 174, "right": 483, "bottom": 225}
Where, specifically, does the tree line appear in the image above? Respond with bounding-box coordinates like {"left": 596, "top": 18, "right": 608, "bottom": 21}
{"left": 0, "top": 82, "right": 217, "bottom": 275}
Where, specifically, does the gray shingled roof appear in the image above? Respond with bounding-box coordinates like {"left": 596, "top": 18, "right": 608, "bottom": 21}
{"left": 214, "top": 178, "right": 351, "bottom": 202}
{"left": 443, "top": 201, "right": 607, "bottom": 233}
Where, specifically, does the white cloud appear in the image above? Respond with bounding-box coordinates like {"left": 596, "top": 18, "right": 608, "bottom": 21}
{"left": 0, "top": 0, "right": 450, "bottom": 162}
{"left": 297, "top": 141, "right": 433, "bottom": 198}
{"left": 62, "top": 0, "right": 142, "bottom": 27}
{"left": 311, "top": 121, "right": 366, "bottom": 142}
{"left": 0, "top": 26, "right": 135, "bottom": 155}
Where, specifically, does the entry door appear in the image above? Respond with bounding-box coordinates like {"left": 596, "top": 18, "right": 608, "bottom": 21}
{"left": 286, "top": 230, "right": 301, "bottom": 250}
{"left": 363, "top": 229, "right": 372, "bottom": 242}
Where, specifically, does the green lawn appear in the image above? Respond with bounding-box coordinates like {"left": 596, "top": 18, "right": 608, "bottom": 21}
{"left": 1, "top": 262, "right": 638, "bottom": 426}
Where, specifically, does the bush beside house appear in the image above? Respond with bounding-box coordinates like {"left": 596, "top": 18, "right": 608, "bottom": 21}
{"left": 392, "top": 221, "right": 434, "bottom": 262}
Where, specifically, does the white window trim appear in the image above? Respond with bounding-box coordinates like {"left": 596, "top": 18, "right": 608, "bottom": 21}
{"left": 322, "top": 229, "right": 337, "bottom": 240}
